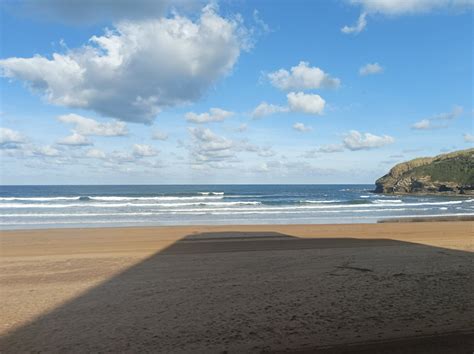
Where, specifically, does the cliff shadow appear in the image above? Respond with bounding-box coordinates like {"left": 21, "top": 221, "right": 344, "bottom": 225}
{"left": 1, "top": 231, "right": 473, "bottom": 353}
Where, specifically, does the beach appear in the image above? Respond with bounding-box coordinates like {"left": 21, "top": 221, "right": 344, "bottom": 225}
{"left": 1, "top": 222, "right": 473, "bottom": 353}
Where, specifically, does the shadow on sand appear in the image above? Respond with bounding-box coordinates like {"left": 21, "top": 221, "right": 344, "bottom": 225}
{"left": 1, "top": 231, "right": 473, "bottom": 353}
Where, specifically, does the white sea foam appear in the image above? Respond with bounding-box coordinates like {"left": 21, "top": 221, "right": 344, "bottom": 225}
{"left": 0, "top": 207, "right": 437, "bottom": 218}
{"left": 0, "top": 201, "right": 261, "bottom": 209}
{"left": 0, "top": 195, "right": 226, "bottom": 202}
{"left": 0, "top": 197, "right": 80, "bottom": 201}
{"left": 87, "top": 196, "right": 225, "bottom": 201}
{"left": 373, "top": 199, "right": 403, "bottom": 203}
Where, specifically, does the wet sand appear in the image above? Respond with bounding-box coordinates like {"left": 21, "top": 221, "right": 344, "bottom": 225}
{"left": 1, "top": 222, "right": 473, "bottom": 353}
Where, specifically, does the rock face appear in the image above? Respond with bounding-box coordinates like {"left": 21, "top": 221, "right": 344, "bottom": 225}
{"left": 375, "top": 148, "right": 474, "bottom": 195}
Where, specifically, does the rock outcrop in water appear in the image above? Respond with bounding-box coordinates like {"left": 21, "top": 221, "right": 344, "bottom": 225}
{"left": 375, "top": 148, "right": 474, "bottom": 195}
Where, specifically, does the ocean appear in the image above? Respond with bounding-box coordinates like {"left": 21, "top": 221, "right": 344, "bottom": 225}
{"left": 0, "top": 184, "right": 472, "bottom": 229}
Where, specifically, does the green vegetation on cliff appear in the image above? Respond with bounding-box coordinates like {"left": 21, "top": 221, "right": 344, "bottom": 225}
{"left": 375, "top": 148, "right": 474, "bottom": 194}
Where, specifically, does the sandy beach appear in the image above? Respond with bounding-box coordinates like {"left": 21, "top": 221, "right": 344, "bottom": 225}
{"left": 1, "top": 222, "right": 473, "bottom": 353}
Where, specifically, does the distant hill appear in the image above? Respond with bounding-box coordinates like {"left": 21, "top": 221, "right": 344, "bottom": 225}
{"left": 375, "top": 148, "right": 474, "bottom": 195}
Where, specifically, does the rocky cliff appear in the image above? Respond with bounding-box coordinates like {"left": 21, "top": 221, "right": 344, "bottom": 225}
{"left": 375, "top": 148, "right": 474, "bottom": 195}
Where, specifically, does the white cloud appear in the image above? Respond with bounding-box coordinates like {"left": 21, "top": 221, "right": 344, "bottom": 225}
{"left": 252, "top": 9, "right": 271, "bottom": 34}
{"left": 268, "top": 61, "right": 340, "bottom": 90}
{"left": 341, "top": 12, "right": 367, "bottom": 34}
{"left": 464, "top": 133, "right": 474, "bottom": 143}
{"left": 359, "top": 62, "right": 384, "bottom": 76}
{"left": 318, "top": 144, "right": 345, "bottom": 153}
{"left": 432, "top": 105, "right": 463, "bottom": 120}
{"left": 411, "top": 119, "right": 433, "bottom": 130}
{"left": 317, "top": 144, "right": 345, "bottom": 153}
{"left": 58, "top": 114, "right": 128, "bottom": 136}
{"left": 343, "top": 130, "right": 395, "bottom": 150}
{"left": 84, "top": 145, "right": 160, "bottom": 166}
{"left": 0, "top": 127, "right": 26, "bottom": 147}
{"left": 254, "top": 162, "right": 271, "bottom": 173}
{"left": 151, "top": 130, "right": 169, "bottom": 141}
{"left": 347, "top": 0, "right": 473, "bottom": 15}
{"left": 251, "top": 102, "right": 288, "bottom": 118}
{"left": 303, "top": 144, "right": 345, "bottom": 158}
{"left": 57, "top": 132, "right": 93, "bottom": 146}
{"left": 185, "top": 107, "right": 234, "bottom": 123}
{"left": 133, "top": 144, "right": 159, "bottom": 157}
{"left": 343, "top": 1, "right": 472, "bottom": 36}
{"left": 85, "top": 148, "right": 107, "bottom": 159}
{"left": 293, "top": 122, "right": 313, "bottom": 132}
{"left": 252, "top": 93, "right": 326, "bottom": 118}
{"left": 188, "top": 127, "right": 235, "bottom": 163}
{"left": 411, "top": 106, "right": 463, "bottom": 130}
{"left": 250, "top": 159, "right": 336, "bottom": 177}
{"left": 33, "top": 145, "right": 61, "bottom": 157}
{"left": 185, "top": 127, "right": 272, "bottom": 168}
{"left": 239, "top": 141, "right": 276, "bottom": 157}
{"left": 287, "top": 92, "right": 325, "bottom": 115}
{"left": 0, "top": 6, "right": 248, "bottom": 123}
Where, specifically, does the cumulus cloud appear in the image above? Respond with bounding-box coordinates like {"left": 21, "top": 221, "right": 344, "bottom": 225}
{"left": 57, "top": 132, "right": 93, "bottom": 146}
{"left": 432, "top": 105, "right": 463, "bottom": 120}
{"left": 252, "top": 93, "right": 325, "bottom": 117}
{"left": 185, "top": 127, "right": 274, "bottom": 168}
{"left": 343, "top": 130, "right": 395, "bottom": 150}
{"left": 347, "top": 0, "right": 473, "bottom": 15}
{"left": 32, "top": 145, "right": 61, "bottom": 157}
{"left": 185, "top": 107, "right": 234, "bottom": 123}
{"left": 151, "top": 130, "right": 169, "bottom": 141}
{"left": 303, "top": 144, "right": 345, "bottom": 158}
{"left": 293, "top": 122, "right": 313, "bottom": 132}
{"left": 81, "top": 146, "right": 163, "bottom": 173}
{"left": 0, "top": 6, "right": 248, "bottom": 124}
{"left": 316, "top": 144, "right": 345, "bottom": 153}
{"left": 359, "top": 62, "right": 384, "bottom": 76}
{"left": 58, "top": 114, "right": 128, "bottom": 136}
{"left": 188, "top": 127, "right": 235, "bottom": 163}
{"left": 411, "top": 119, "right": 434, "bottom": 130}
{"left": 252, "top": 9, "right": 271, "bottom": 34}
{"left": 267, "top": 61, "right": 340, "bottom": 90}
{"left": 85, "top": 148, "right": 107, "bottom": 159}
{"left": 287, "top": 92, "right": 325, "bottom": 115}
{"left": 251, "top": 102, "right": 288, "bottom": 118}
{"left": 464, "top": 133, "right": 474, "bottom": 143}
{"left": 251, "top": 159, "right": 336, "bottom": 177}
{"left": 341, "top": 12, "right": 367, "bottom": 34}
{"left": 239, "top": 141, "right": 276, "bottom": 157}
{"left": 133, "top": 144, "right": 159, "bottom": 157}
{"left": 343, "top": 1, "right": 472, "bottom": 36}
{"left": 0, "top": 127, "right": 27, "bottom": 148}
{"left": 411, "top": 106, "right": 463, "bottom": 130}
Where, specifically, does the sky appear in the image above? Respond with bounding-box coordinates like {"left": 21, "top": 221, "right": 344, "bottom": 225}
{"left": 0, "top": 0, "right": 472, "bottom": 185}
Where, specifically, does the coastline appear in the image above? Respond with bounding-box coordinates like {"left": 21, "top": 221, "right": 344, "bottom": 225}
{"left": 378, "top": 214, "right": 474, "bottom": 223}
{"left": 1, "top": 222, "right": 473, "bottom": 352}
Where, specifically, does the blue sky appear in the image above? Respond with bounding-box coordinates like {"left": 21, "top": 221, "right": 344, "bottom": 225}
{"left": 0, "top": 0, "right": 472, "bottom": 185}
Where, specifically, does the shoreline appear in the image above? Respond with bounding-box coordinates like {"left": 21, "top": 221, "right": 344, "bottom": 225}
{"left": 2, "top": 214, "right": 474, "bottom": 232}
{"left": 378, "top": 214, "right": 474, "bottom": 223}
{"left": 1, "top": 222, "right": 473, "bottom": 352}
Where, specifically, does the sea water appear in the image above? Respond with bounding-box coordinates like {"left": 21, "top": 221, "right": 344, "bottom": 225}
{"left": 1, "top": 185, "right": 472, "bottom": 229}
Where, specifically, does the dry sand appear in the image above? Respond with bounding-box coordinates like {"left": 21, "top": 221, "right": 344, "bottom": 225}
{"left": 1, "top": 222, "right": 473, "bottom": 353}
